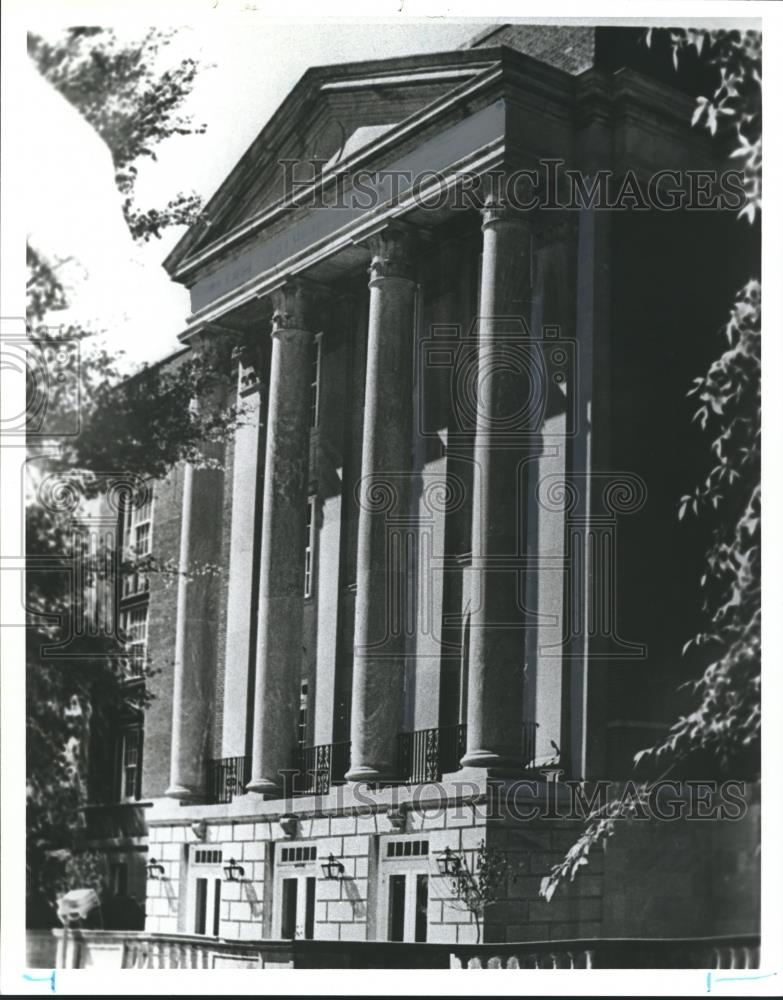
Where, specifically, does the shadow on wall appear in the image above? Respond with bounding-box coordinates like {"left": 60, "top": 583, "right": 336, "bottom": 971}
{"left": 343, "top": 878, "right": 366, "bottom": 920}
{"left": 600, "top": 784, "right": 760, "bottom": 937}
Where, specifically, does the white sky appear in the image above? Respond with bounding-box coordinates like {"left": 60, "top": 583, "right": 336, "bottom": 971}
{"left": 26, "top": 20, "right": 491, "bottom": 370}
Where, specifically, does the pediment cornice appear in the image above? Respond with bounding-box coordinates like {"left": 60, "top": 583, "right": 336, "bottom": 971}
{"left": 163, "top": 48, "right": 509, "bottom": 279}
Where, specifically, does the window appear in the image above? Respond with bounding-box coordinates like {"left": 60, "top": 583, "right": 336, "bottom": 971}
{"left": 194, "top": 879, "right": 208, "bottom": 936}
{"left": 280, "top": 845, "right": 316, "bottom": 864}
{"left": 309, "top": 334, "right": 322, "bottom": 428}
{"left": 415, "top": 874, "right": 429, "bottom": 943}
{"left": 381, "top": 850, "right": 430, "bottom": 942}
{"left": 304, "top": 877, "right": 316, "bottom": 940}
{"left": 121, "top": 605, "right": 148, "bottom": 674}
{"left": 116, "top": 725, "right": 143, "bottom": 801}
{"left": 386, "top": 839, "right": 429, "bottom": 858}
{"left": 273, "top": 853, "right": 317, "bottom": 939}
{"left": 121, "top": 486, "right": 153, "bottom": 596}
{"left": 212, "top": 880, "right": 222, "bottom": 937}
{"left": 123, "top": 486, "right": 153, "bottom": 556}
{"left": 387, "top": 875, "right": 406, "bottom": 942}
{"left": 194, "top": 849, "right": 223, "bottom": 865}
{"left": 297, "top": 682, "right": 309, "bottom": 749}
{"left": 304, "top": 496, "right": 317, "bottom": 598}
{"left": 195, "top": 878, "right": 220, "bottom": 936}
{"left": 188, "top": 857, "right": 222, "bottom": 937}
{"left": 281, "top": 878, "right": 298, "bottom": 939}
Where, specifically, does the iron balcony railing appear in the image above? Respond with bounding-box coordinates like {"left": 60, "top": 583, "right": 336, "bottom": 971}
{"left": 294, "top": 740, "right": 352, "bottom": 796}
{"left": 205, "top": 755, "right": 251, "bottom": 804}
{"left": 397, "top": 722, "right": 538, "bottom": 784}
{"left": 397, "top": 723, "right": 467, "bottom": 784}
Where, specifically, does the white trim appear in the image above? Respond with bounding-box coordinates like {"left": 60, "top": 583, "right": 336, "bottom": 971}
{"left": 320, "top": 66, "right": 490, "bottom": 91}
{"left": 310, "top": 333, "right": 323, "bottom": 430}
{"left": 304, "top": 496, "right": 317, "bottom": 599}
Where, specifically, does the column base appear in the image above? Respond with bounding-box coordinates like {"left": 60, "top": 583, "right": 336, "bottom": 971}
{"left": 344, "top": 765, "right": 397, "bottom": 785}
{"left": 244, "top": 777, "right": 282, "bottom": 796}
{"left": 164, "top": 784, "right": 203, "bottom": 802}
{"left": 459, "top": 749, "right": 520, "bottom": 771}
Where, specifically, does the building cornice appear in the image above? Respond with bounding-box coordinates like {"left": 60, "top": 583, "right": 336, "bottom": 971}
{"left": 170, "top": 47, "right": 729, "bottom": 344}
{"left": 177, "top": 137, "right": 507, "bottom": 342}
{"left": 163, "top": 49, "right": 510, "bottom": 279}
{"left": 167, "top": 59, "right": 508, "bottom": 283}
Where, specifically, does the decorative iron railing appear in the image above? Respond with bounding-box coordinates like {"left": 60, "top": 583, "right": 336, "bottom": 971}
{"left": 397, "top": 722, "right": 538, "bottom": 784}
{"left": 397, "top": 724, "right": 467, "bottom": 784}
{"left": 205, "top": 755, "right": 251, "bottom": 804}
{"left": 294, "top": 741, "right": 351, "bottom": 796}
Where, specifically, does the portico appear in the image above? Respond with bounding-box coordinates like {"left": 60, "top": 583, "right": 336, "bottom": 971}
{"left": 129, "top": 29, "right": 755, "bottom": 948}
{"left": 157, "top": 30, "right": 728, "bottom": 802}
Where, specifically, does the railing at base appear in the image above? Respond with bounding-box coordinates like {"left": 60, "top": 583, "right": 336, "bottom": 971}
{"left": 397, "top": 722, "right": 538, "bottom": 784}
{"left": 205, "top": 755, "right": 251, "bottom": 804}
{"left": 50, "top": 929, "right": 761, "bottom": 971}
{"left": 294, "top": 741, "right": 351, "bottom": 796}
{"left": 449, "top": 935, "right": 761, "bottom": 970}
{"left": 397, "top": 724, "right": 467, "bottom": 784}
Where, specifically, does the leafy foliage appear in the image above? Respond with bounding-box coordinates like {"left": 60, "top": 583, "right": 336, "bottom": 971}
{"left": 24, "top": 28, "right": 232, "bottom": 920}
{"left": 541, "top": 27, "right": 761, "bottom": 901}
{"left": 646, "top": 27, "right": 761, "bottom": 223}
{"left": 28, "top": 27, "right": 207, "bottom": 241}
{"left": 649, "top": 279, "right": 760, "bottom": 768}
{"left": 26, "top": 498, "right": 143, "bottom": 917}
{"left": 441, "top": 840, "right": 513, "bottom": 943}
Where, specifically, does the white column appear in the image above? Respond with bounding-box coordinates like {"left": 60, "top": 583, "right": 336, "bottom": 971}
{"left": 461, "top": 197, "right": 533, "bottom": 770}
{"left": 246, "top": 279, "right": 322, "bottom": 795}
{"left": 346, "top": 224, "right": 417, "bottom": 783}
{"left": 221, "top": 347, "right": 265, "bottom": 759}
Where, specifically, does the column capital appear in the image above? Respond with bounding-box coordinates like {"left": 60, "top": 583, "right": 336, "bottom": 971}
{"left": 366, "top": 222, "right": 417, "bottom": 284}
{"left": 270, "top": 277, "right": 329, "bottom": 336}
{"left": 481, "top": 194, "right": 532, "bottom": 234}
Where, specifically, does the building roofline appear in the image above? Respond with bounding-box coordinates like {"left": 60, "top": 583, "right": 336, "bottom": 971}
{"left": 162, "top": 46, "right": 508, "bottom": 278}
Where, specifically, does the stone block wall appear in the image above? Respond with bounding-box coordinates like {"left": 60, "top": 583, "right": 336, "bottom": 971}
{"left": 141, "top": 775, "right": 760, "bottom": 946}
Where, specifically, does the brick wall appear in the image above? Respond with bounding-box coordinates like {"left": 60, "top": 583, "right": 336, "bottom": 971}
{"left": 468, "top": 24, "right": 596, "bottom": 75}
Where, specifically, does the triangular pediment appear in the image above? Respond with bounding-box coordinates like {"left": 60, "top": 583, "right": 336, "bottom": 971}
{"left": 164, "top": 49, "right": 501, "bottom": 277}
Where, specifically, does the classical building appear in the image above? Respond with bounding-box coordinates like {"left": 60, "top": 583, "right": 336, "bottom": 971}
{"left": 84, "top": 25, "right": 759, "bottom": 953}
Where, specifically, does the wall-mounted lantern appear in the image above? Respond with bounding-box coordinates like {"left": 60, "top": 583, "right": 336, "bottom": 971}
{"left": 436, "top": 847, "right": 463, "bottom": 879}
{"left": 222, "top": 858, "right": 245, "bottom": 882}
{"left": 320, "top": 854, "right": 345, "bottom": 880}
{"left": 146, "top": 858, "right": 166, "bottom": 880}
